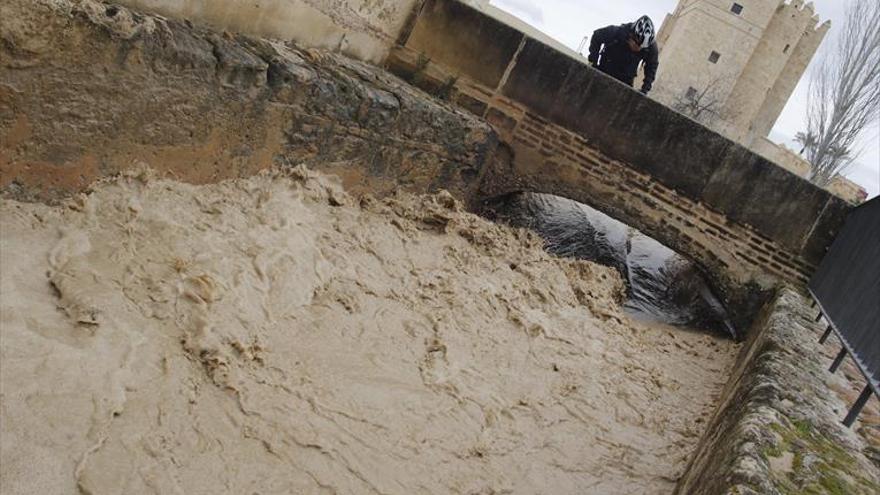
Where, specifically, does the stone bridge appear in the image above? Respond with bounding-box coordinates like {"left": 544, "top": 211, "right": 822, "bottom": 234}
{"left": 385, "top": 0, "right": 852, "bottom": 327}
{"left": 0, "top": 0, "right": 851, "bottom": 332}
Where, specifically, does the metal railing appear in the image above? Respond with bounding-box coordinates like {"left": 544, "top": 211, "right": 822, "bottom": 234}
{"left": 809, "top": 196, "right": 879, "bottom": 427}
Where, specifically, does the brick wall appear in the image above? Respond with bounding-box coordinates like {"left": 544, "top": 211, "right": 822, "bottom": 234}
{"left": 507, "top": 111, "right": 815, "bottom": 287}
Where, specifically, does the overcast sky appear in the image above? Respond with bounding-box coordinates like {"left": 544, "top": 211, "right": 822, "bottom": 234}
{"left": 490, "top": 0, "right": 880, "bottom": 199}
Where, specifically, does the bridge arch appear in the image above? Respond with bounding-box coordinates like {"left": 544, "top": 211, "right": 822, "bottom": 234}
{"left": 388, "top": 0, "right": 851, "bottom": 332}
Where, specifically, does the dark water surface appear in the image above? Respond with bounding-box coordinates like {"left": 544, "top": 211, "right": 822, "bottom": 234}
{"left": 483, "top": 193, "right": 736, "bottom": 338}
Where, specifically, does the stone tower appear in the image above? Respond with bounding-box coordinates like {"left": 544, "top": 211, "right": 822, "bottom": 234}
{"left": 650, "top": 0, "right": 830, "bottom": 146}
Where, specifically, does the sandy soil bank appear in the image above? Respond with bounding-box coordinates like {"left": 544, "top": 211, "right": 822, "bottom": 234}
{"left": 0, "top": 167, "right": 737, "bottom": 494}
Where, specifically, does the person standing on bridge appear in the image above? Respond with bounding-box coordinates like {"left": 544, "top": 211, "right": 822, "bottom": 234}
{"left": 587, "top": 15, "right": 659, "bottom": 95}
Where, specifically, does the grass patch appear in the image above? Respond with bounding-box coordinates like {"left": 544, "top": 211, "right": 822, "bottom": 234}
{"left": 765, "top": 418, "right": 879, "bottom": 494}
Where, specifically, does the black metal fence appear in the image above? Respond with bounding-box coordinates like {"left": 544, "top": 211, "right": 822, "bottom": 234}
{"left": 809, "top": 197, "right": 879, "bottom": 426}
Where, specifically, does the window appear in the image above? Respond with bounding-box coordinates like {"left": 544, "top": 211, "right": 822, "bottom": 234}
{"left": 783, "top": 44, "right": 791, "bottom": 54}
{"left": 731, "top": 3, "right": 744, "bottom": 15}
{"left": 686, "top": 87, "right": 698, "bottom": 99}
{"left": 709, "top": 51, "right": 721, "bottom": 63}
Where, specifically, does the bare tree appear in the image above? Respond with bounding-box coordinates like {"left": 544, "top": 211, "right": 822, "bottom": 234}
{"left": 672, "top": 78, "right": 728, "bottom": 125}
{"left": 801, "top": 0, "right": 880, "bottom": 186}
{"left": 794, "top": 131, "right": 818, "bottom": 155}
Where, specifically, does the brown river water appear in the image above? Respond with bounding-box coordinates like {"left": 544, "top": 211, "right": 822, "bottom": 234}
{"left": 0, "top": 168, "right": 738, "bottom": 494}
{"left": 482, "top": 193, "right": 737, "bottom": 338}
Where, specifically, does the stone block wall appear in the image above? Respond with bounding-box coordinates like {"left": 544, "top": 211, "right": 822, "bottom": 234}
{"left": 728, "top": 0, "right": 829, "bottom": 141}
{"left": 650, "top": 1, "right": 764, "bottom": 115}
{"left": 651, "top": 0, "right": 829, "bottom": 145}
{"left": 0, "top": 0, "right": 498, "bottom": 204}
{"left": 675, "top": 289, "right": 879, "bottom": 494}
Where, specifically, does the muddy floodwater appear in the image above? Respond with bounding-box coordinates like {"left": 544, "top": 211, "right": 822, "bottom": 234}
{"left": 483, "top": 193, "right": 737, "bottom": 338}
{"left": 0, "top": 169, "right": 738, "bottom": 494}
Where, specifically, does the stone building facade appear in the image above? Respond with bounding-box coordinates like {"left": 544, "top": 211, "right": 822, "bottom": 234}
{"left": 649, "top": 0, "right": 866, "bottom": 203}
{"left": 651, "top": 0, "right": 829, "bottom": 145}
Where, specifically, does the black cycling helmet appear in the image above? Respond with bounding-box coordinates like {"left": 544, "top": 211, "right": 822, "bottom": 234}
{"left": 632, "top": 15, "right": 656, "bottom": 49}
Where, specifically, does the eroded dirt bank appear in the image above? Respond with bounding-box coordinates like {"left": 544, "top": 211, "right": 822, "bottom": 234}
{"left": 0, "top": 167, "right": 737, "bottom": 494}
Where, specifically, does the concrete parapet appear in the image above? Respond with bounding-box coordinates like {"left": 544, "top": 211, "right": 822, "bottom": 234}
{"left": 700, "top": 145, "right": 830, "bottom": 250}
{"left": 750, "top": 138, "right": 811, "bottom": 178}
{"left": 404, "top": 0, "right": 525, "bottom": 90}
{"left": 828, "top": 175, "right": 869, "bottom": 205}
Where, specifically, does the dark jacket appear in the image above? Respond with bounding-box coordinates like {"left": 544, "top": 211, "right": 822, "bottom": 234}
{"left": 587, "top": 23, "right": 659, "bottom": 93}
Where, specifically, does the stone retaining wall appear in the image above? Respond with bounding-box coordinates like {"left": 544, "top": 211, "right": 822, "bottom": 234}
{"left": 0, "top": 0, "right": 498, "bottom": 204}
{"left": 110, "top": 0, "right": 422, "bottom": 63}
{"left": 677, "top": 289, "right": 879, "bottom": 494}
